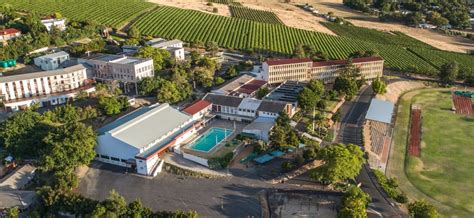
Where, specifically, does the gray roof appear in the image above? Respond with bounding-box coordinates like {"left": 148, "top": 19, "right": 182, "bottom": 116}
{"left": 204, "top": 93, "right": 243, "bottom": 108}
{"left": 0, "top": 64, "right": 86, "bottom": 83}
{"left": 244, "top": 117, "right": 276, "bottom": 132}
{"left": 258, "top": 100, "right": 287, "bottom": 114}
{"left": 0, "top": 190, "right": 36, "bottom": 210}
{"left": 365, "top": 99, "right": 394, "bottom": 124}
{"left": 100, "top": 103, "right": 192, "bottom": 149}
{"left": 212, "top": 74, "right": 255, "bottom": 95}
{"left": 35, "top": 51, "right": 69, "bottom": 60}
{"left": 0, "top": 164, "right": 36, "bottom": 190}
{"left": 82, "top": 53, "right": 150, "bottom": 65}
{"left": 238, "top": 98, "right": 262, "bottom": 111}
{"left": 147, "top": 38, "right": 183, "bottom": 48}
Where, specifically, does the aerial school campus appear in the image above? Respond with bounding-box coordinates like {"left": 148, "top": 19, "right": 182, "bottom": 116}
{"left": 0, "top": 0, "right": 473, "bottom": 217}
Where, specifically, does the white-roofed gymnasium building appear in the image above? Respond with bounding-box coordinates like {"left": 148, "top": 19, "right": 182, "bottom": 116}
{"left": 95, "top": 103, "right": 202, "bottom": 176}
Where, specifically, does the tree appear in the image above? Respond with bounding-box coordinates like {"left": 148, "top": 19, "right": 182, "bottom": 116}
{"left": 269, "top": 126, "right": 286, "bottom": 148}
{"left": 256, "top": 87, "right": 269, "bottom": 99}
{"left": 41, "top": 122, "right": 96, "bottom": 172}
{"left": 338, "top": 186, "right": 370, "bottom": 218}
{"left": 334, "top": 75, "right": 358, "bottom": 99}
{"left": 127, "top": 27, "right": 140, "bottom": 39}
{"left": 5, "top": 207, "right": 19, "bottom": 218}
{"left": 371, "top": 77, "right": 387, "bottom": 94}
{"left": 205, "top": 41, "right": 219, "bottom": 56}
{"left": 439, "top": 62, "right": 459, "bottom": 85}
{"left": 138, "top": 77, "right": 162, "bottom": 96}
{"left": 193, "top": 66, "right": 214, "bottom": 88}
{"left": 225, "top": 65, "right": 238, "bottom": 78}
{"left": 408, "top": 200, "right": 438, "bottom": 218}
{"left": 310, "top": 143, "right": 365, "bottom": 184}
{"left": 98, "top": 96, "right": 124, "bottom": 116}
{"left": 157, "top": 80, "right": 182, "bottom": 104}
{"left": 214, "top": 76, "right": 225, "bottom": 86}
{"left": 307, "top": 79, "right": 325, "bottom": 96}
{"left": 135, "top": 46, "right": 170, "bottom": 72}
{"left": 126, "top": 199, "right": 144, "bottom": 217}
{"left": 293, "top": 44, "right": 305, "bottom": 58}
{"left": 104, "top": 190, "right": 127, "bottom": 216}
{"left": 297, "top": 87, "right": 318, "bottom": 112}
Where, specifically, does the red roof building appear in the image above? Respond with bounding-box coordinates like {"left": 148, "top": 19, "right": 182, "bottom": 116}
{"left": 182, "top": 100, "right": 212, "bottom": 116}
{"left": 266, "top": 58, "right": 312, "bottom": 66}
{"left": 0, "top": 28, "right": 21, "bottom": 42}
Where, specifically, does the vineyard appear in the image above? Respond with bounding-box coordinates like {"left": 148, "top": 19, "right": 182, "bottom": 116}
{"left": 0, "top": 0, "right": 154, "bottom": 28}
{"left": 132, "top": 6, "right": 438, "bottom": 73}
{"left": 408, "top": 48, "right": 474, "bottom": 73}
{"left": 229, "top": 5, "right": 283, "bottom": 25}
{"left": 207, "top": 0, "right": 242, "bottom": 6}
{"left": 322, "top": 22, "right": 434, "bottom": 49}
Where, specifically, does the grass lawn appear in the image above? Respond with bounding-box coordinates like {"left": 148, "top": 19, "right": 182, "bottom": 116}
{"left": 388, "top": 88, "right": 474, "bottom": 217}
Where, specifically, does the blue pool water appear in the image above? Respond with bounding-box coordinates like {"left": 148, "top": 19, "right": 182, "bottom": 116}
{"left": 187, "top": 128, "right": 233, "bottom": 152}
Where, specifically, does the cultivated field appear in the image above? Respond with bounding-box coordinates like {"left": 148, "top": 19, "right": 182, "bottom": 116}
{"left": 388, "top": 89, "right": 474, "bottom": 217}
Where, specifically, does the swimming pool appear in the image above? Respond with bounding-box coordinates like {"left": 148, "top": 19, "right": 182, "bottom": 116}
{"left": 187, "top": 127, "right": 233, "bottom": 152}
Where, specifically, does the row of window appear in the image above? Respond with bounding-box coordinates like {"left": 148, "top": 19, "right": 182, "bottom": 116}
{"left": 97, "top": 154, "right": 127, "bottom": 163}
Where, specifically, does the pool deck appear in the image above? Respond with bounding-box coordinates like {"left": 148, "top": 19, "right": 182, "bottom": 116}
{"left": 180, "top": 119, "right": 246, "bottom": 159}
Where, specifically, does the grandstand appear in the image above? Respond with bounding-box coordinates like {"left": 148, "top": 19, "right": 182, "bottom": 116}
{"left": 452, "top": 91, "right": 474, "bottom": 115}
{"left": 363, "top": 99, "right": 395, "bottom": 172}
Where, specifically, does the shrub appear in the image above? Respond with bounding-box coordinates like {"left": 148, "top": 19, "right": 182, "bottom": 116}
{"left": 281, "top": 161, "right": 294, "bottom": 172}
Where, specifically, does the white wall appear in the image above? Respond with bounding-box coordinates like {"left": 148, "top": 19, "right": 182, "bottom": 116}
{"left": 96, "top": 134, "right": 140, "bottom": 165}
{"left": 183, "top": 153, "right": 209, "bottom": 167}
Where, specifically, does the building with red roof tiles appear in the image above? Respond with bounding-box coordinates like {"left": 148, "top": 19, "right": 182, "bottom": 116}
{"left": 262, "top": 57, "right": 384, "bottom": 84}
{"left": 211, "top": 74, "right": 267, "bottom": 98}
{"left": 0, "top": 28, "right": 21, "bottom": 42}
{"left": 182, "top": 100, "right": 212, "bottom": 121}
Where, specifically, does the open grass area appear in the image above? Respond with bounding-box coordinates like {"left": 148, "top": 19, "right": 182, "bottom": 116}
{"left": 388, "top": 88, "right": 474, "bottom": 217}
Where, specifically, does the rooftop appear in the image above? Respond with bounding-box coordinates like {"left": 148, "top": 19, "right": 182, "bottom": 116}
{"left": 365, "top": 99, "right": 395, "bottom": 124}
{"left": 265, "top": 81, "right": 306, "bottom": 103}
{"left": 234, "top": 79, "right": 267, "bottom": 95}
{"left": 35, "top": 51, "right": 69, "bottom": 60}
{"left": 82, "top": 53, "right": 150, "bottom": 65}
{"left": 257, "top": 100, "right": 288, "bottom": 114}
{"left": 98, "top": 103, "right": 192, "bottom": 149}
{"left": 147, "top": 38, "right": 183, "bottom": 48}
{"left": 244, "top": 117, "right": 276, "bottom": 132}
{"left": 238, "top": 98, "right": 262, "bottom": 111}
{"left": 0, "top": 164, "right": 36, "bottom": 190}
{"left": 266, "top": 58, "right": 312, "bottom": 66}
{"left": 0, "top": 190, "right": 36, "bottom": 210}
{"left": 0, "top": 64, "right": 86, "bottom": 83}
{"left": 0, "top": 28, "right": 20, "bottom": 36}
{"left": 182, "top": 100, "right": 211, "bottom": 115}
{"left": 204, "top": 93, "right": 243, "bottom": 108}
{"left": 212, "top": 74, "right": 255, "bottom": 95}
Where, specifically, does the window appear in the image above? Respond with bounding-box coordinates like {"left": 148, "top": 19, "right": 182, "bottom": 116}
{"left": 120, "top": 159, "right": 127, "bottom": 163}
{"left": 111, "top": 157, "right": 120, "bottom": 161}
{"left": 100, "top": 155, "right": 110, "bottom": 159}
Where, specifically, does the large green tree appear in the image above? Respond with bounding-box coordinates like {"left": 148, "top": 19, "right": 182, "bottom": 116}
{"left": 310, "top": 143, "right": 365, "bottom": 184}
{"left": 157, "top": 80, "right": 182, "bottom": 104}
{"left": 439, "top": 62, "right": 459, "bottom": 85}
{"left": 297, "top": 87, "right": 318, "bottom": 112}
{"left": 338, "top": 186, "right": 370, "bottom": 218}
{"left": 41, "top": 122, "right": 96, "bottom": 172}
{"left": 135, "top": 46, "right": 170, "bottom": 72}
{"left": 371, "top": 77, "right": 387, "bottom": 94}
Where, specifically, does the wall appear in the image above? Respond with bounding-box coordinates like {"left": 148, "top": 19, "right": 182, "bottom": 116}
{"left": 183, "top": 153, "right": 209, "bottom": 167}
{"left": 96, "top": 134, "right": 140, "bottom": 166}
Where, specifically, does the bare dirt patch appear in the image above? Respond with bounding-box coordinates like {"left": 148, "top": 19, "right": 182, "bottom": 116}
{"left": 148, "top": 0, "right": 231, "bottom": 17}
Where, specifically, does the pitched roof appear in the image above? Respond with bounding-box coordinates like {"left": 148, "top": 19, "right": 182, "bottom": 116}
{"left": 212, "top": 74, "right": 255, "bottom": 95}
{"left": 35, "top": 51, "right": 69, "bottom": 60}
{"left": 235, "top": 80, "right": 267, "bottom": 95}
{"left": 313, "top": 56, "right": 384, "bottom": 67}
{"left": 182, "top": 100, "right": 211, "bottom": 115}
{"left": 365, "top": 99, "right": 394, "bottom": 124}
{"left": 258, "top": 100, "right": 287, "bottom": 113}
{"left": 266, "top": 58, "right": 312, "bottom": 66}
{"left": 0, "top": 28, "right": 20, "bottom": 36}
{"left": 98, "top": 103, "right": 192, "bottom": 149}
{"left": 204, "top": 93, "right": 243, "bottom": 107}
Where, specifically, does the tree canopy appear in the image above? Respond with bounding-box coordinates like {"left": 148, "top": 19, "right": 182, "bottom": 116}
{"left": 310, "top": 143, "right": 365, "bottom": 184}
{"left": 408, "top": 200, "right": 438, "bottom": 218}
{"left": 135, "top": 46, "right": 170, "bottom": 73}
{"left": 338, "top": 186, "right": 370, "bottom": 218}
{"left": 439, "top": 61, "right": 459, "bottom": 85}
{"left": 371, "top": 77, "right": 387, "bottom": 94}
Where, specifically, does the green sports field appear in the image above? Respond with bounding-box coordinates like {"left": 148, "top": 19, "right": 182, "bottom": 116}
{"left": 389, "top": 89, "right": 474, "bottom": 217}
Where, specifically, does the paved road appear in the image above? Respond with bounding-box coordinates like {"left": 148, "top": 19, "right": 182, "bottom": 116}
{"left": 336, "top": 87, "right": 404, "bottom": 217}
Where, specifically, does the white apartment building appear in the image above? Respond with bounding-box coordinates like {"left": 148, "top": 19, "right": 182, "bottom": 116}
{"left": 41, "top": 18, "right": 67, "bottom": 31}
{"left": 78, "top": 54, "right": 154, "bottom": 83}
{"left": 146, "top": 38, "right": 185, "bottom": 61}
{"left": 0, "top": 28, "right": 21, "bottom": 42}
{"left": 261, "top": 57, "right": 384, "bottom": 84}
{"left": 0, "top": 64, "right": 94, "bottom": 111}
{"left": 33, "top": 51, "right": 70, "bottom": 71}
